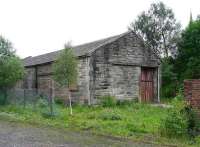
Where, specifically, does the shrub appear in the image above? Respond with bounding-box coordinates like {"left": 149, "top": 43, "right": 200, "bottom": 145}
{"left": 161, "top": 109, "right": 188, "bottom": 137}
{"left": 99, "top": 95, "right": 117, "bottom": 107}
{"left": 55, "top": 99, "right": 65, "bottom": 106}
{"left": 36, "top": 98, "right": 48, "bottom": 108}
{"left": 87, "top": 112, "right": 96, "bottom": 119}
{"left": 99, "top": 109, "right": 122, "bottom": 120}
{"left": 194, "top": 135, "right": 200, "bottom": 144}
{"left": 42, "top": 111, "right": 57, "bottom": 118}
{"left": 35, "top": 97, "right": 58, "bottom": 118}
{"left": 0, "top": 93, "right": 6, "bottom": 105}
{"left": 161, "top": 57, "right": 177, "bottom": 98}
{"left": 184, "top": 106, "right": 200, "bottom": 137}
{"left": 116, "top": 99, "right": 138, "bottom": 107}
{"left": 126, "top": 123, "right": 147, "bottom": 134}
{"left": 160, "top": 97, "right": 188, "bottom": 138}
{"left": 173, "top": 93, "right": 200, "bottom": 137}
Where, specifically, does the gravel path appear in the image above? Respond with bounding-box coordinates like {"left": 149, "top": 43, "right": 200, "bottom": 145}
{"left": 0, "top": 120, "right": 163, "bottom": 147}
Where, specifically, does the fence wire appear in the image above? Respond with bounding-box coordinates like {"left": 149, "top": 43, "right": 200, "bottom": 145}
{"left": 0, "top": 88, "right": 55, "bottom": 116}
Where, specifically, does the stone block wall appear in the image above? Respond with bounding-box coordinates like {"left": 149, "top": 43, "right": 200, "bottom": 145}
{"left": 37, "top": 64, "right": 52, "bottom": 76}
{"left": 89, "top": 47, "right": 112, "bottom": 104}
{"left": 24, "top": 67, "right": 36, "bottom": 89}
{"left": 89, "top": 31, "right": 160, "bottom": 103}
{"left": 109, "top": 32, "right": 159, "bottom": 67}
{"left": 19, "top": 57, "right": 90, "bottom": 104}
{"left": 184, "top": 79, "right": 200, "bottom": 110}
{"left": 110, "top": 65, "right": 140, "bottom": 100}
{"left": 18, "top": 31, "right": 160, "bottom": 104}
{"left": 72, "top": 57, "right": 90, "bottom": 104}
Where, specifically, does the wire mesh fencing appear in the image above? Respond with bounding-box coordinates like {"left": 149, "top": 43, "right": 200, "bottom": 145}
{"left": 0, "top": 88, "right": 56, "bottom": 117}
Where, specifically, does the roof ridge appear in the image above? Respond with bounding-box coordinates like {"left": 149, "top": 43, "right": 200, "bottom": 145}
{"left": 87, "top": 31, "right": 131, "bottom": 55}
{"left": 23, "top": 31, "right": 129, "bottom": 60}
{"left": 73, "top": 34, "right": 120, "bottom": 48}
{"left": 23, "top": 31, "right": 130, "bottom": 67}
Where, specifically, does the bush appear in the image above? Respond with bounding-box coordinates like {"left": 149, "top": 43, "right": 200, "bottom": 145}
{"left": 161, "top": 57, "right": 177, "bottom": 98}
{"left": 160, "top": 97, "right": 188, "bottom": 138}
{"left": 174, "top": 94, "right": 200, "bottom": 137}
{"left": 184, "top": 106, "right": 200, "bottom": 137}
{"left": 35, "top": 97, "right": 58, "bottom": 118}
{"left": 194, "top": 135, "right": 200, "bottom": 144}
{"left": 116, "top": 99, "right": 138, "bottom": 106}
{"left": 87, "top": 113, "right": 96, "bottom": 119}
{"left": 99, "top": 109, "right": 122, "bottom": 120}
{"left": 99, "top": 95, "right": 117, "bottom": 107}
{"left": 161, "top": 93, "right": 200, "bottom": 139}
{"left": 36, "top": 98, "right": 48, "bottom": 108}
{"left": 126, "top": 123, "right": 147, "bottom": 134}
{"left": 0, "top": 93, "right": 6, "bottom": 105}
{"left": 161, "top": 109, "right": 188, "bottom": 137}
{"left": 55, "top": 99, "right": 65, "bottom": 106}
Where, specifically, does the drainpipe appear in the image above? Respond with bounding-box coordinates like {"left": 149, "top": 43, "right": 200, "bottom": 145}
{"left": 35, "top": 66, "right": 38, "bottom": 94}
{"left": 86, "top": 57, "right": 91, "bottom": 105}
{"left": 157, "top": 66, "right": 161, "bottom": 103}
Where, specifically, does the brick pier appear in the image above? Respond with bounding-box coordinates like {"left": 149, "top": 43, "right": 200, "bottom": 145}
{"left": 184, "top": 79, "right": 200, "bottom": 114}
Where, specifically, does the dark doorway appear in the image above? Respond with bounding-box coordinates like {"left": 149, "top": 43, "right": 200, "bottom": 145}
{"left": 140, "top": 67, "right": 155, "bottom": 102}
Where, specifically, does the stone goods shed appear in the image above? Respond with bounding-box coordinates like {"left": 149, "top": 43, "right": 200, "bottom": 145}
{"left": 20, "top": 31, "right": 161, "bottom": 104}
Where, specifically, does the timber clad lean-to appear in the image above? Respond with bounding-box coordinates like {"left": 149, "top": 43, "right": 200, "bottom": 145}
{"left": 16, "top": 31, "right": 161, "bottom": 104}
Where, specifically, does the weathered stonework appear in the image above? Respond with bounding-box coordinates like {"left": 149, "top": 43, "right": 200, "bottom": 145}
{"left": 19, "top": 58, "right": 91, "bottom": 103}
{"left": 19, "top": 31, "right": 160, "bottom": 104}
{"left": 89, "top": 32, "right": 159, "bottom": 103}
{"left": 110, "top": 65, "right": 140, "bottom": 100}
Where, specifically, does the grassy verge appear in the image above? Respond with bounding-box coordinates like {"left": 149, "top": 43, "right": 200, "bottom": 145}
{"left": 0, "top": 103, "right": 198, "bottom": 146}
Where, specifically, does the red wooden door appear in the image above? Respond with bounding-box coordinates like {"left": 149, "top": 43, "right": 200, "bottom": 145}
{"left": 140, "top": 68, "right": 154, "bottom": 102}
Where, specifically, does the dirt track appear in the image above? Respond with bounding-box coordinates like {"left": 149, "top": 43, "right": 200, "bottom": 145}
{"left": 0, "top": 120, "right": 162, "bottom": 147}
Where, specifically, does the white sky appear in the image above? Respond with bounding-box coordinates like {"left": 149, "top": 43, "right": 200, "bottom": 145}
{"left": 0, "top": 0, "right": 199, "bottom": 58}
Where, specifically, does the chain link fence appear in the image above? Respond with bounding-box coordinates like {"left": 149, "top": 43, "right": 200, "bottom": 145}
{"left": 0, "top": 88, "right": 56, "bottom": 116}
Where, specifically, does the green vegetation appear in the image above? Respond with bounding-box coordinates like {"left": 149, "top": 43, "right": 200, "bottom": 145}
{"left": 53, "top": 43, "right": 78, "bottom": 115}
{"left": 53, "top": 43, "right": 78, "bottom": 88}
{"left": 161, "top": 18, "right": 200, "bottom": 98}
{"left": 0, "top": 100, "right": 200, "bottom": 146}
{"left": 0, "top": 2, "right": 199, "bottom": 147}
{"left": 0, "top": 36, "right": 24, "bottom": 105}
{"left": 0, "top": 103, "right": 166, "bottom": 138}
{"left": 161, "top": 97, "right": 188, "bottom": 137}
{"left": 161, "top": 57, "right": 178, "bottom": 98}
{"left": 130, "top": 1, "right": 181, "bottom": 58}
{"left": 99, "top": 95, "right": 117, "bottom": 107}
{"left": 160, "top": 18, "right": 200, "bottom": 99}
{"left": 130, "top": 1, "right": 200, "bottom": 99}
{"left": 175, "top": 19, "right": 200, "bottom": 80}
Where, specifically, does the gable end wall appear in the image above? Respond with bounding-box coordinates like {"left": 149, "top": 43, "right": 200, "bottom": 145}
{"left": 89, "top": 31, "right": 160, "bottom": 103}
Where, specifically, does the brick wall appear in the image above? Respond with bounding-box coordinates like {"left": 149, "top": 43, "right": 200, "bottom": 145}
{"left": 184, "top": 79, "right": 200, "bottom": 109}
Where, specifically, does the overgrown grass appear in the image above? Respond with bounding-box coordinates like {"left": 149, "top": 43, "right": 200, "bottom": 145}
{"left": 0, "top": 102, "right": 199, "bottom": 146}
{"left": 1, "top": 103, "right": 166, "bottom": 134}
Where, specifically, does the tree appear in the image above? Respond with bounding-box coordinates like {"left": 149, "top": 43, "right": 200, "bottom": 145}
{"left": 129, "top": 1, "right": 181, "bottom": 57}
{"left": 0, "top": 36, "right": 24, "bottom": 104}
{"left": 161, "top": 57, "right": 177, "bottom": 98}
{"left": 52, "top": 44, "right": 78, "bottom": 115}
{"left": 197, "top": 15, "right": 200, "bottom": 21}
{"left": 175, "top": 19, "right": 200, "bottom": 80}
{"left": 0, "top": 36, "right": 15, "bottom": 56}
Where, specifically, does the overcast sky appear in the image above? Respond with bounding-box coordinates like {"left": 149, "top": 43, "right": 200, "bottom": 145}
{"left": 0, "top": 0, "right": 199, "bottom": 58}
